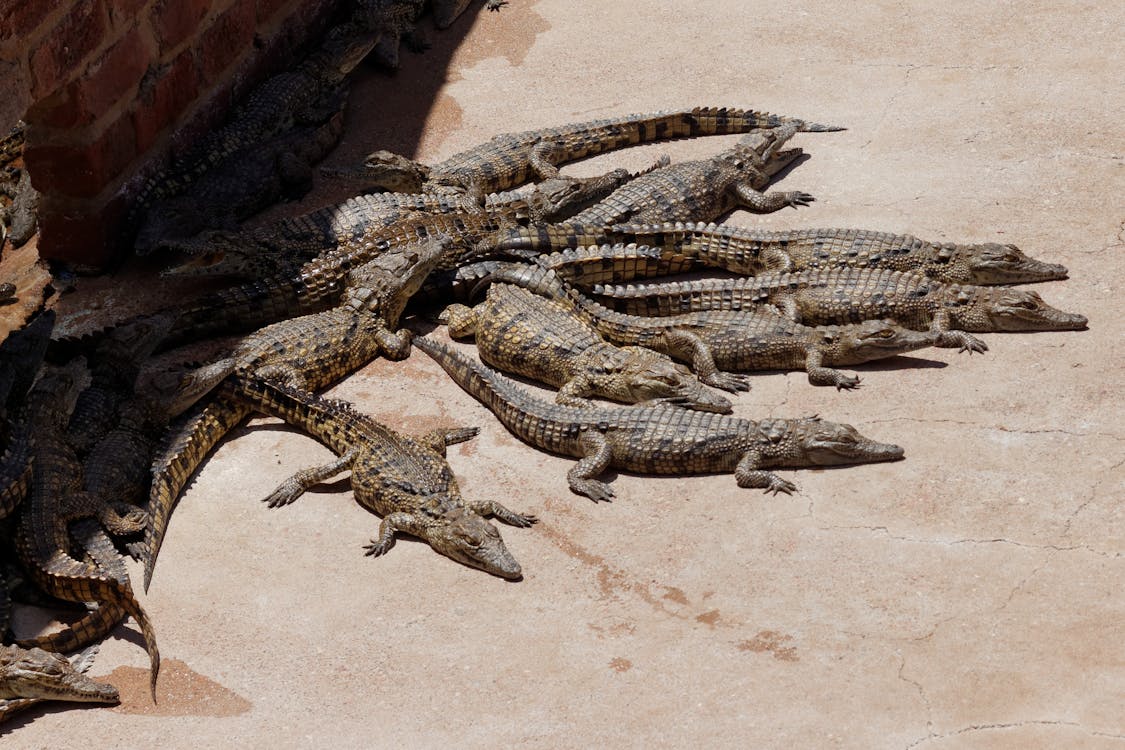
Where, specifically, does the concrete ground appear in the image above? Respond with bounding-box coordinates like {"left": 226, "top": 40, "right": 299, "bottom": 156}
{"left": 8, "top": 0, "right": 1124, "bottom": 746}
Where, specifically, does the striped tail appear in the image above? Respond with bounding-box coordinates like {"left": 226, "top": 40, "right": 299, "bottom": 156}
{"left": 143, "top": 385, "right": 250, "bottom": 592}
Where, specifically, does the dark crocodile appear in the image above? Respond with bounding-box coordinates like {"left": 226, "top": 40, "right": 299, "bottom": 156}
{"left": 441, "top": 282, "right": 733, "bottom": 410}
{"left": 414, "top": 336, "right": 904, "bottom": 500}
{"left": 14, "top": 362, "right": 159, "bottom": 699}
{"left": 134, "top": 106, "right": 347, "bottom": 254}
{"left": 239, "top": 376, "right": 535, "bottom": 578}
{"left": 127, "top": 19, "right": 379, "bottom": 242}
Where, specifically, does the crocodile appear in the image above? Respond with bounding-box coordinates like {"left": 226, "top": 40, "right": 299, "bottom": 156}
{"left": 479, "top": 262, "right": 941, "bottom": 389}
{"left": 66, "top": 314, "right": 173, "bottom": 456}
{"left": 127, "top": 19, "right": 379, "bottom": 242}
{"left": 0, "top": 169, "right": 39, "bottom": 248}
{"left": 323, "top": 106, "right": 840, "bottom": 196}
{"left": 238, "top": 376, "right": 535, "bottom": 578}
{"left": 414, "top": 336, "right": 903, "bottom": 499}
{"left": 0, "top": 644, "right": 118, "bottom": 722}
{"left": 134, "top": 105, "right": 348, "bottom": 254}
{"left": 491, "top": 222, "right": 1071, "bottom": 285}
{"left": 14, "top": 362, "right": 160, "bottom": 699}
{"left": 591, "top": 266, "right": 1088, "bottom": 350}
{"left": 143, "top": 241, "right": 446, "bottom": 589}
{"left": 130, "top": 173, "right": 643, "bottom": 355}
{"left": 0, "top": 310, "right": 55, "bottom": 519}
{"left": 441, "top": 282, "right": 734, "bottom": 409}
{"left": 551, "top": 122, "right": 813, "bottom": 229}
{"left": 160, "top": 161, "right": 656, "bottom": 279}
{"left": 355, "top": 0, "right": 428, "bottom": 70}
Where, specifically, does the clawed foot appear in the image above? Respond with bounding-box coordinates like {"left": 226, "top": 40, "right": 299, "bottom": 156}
{"left": 262, "top": 486, "right": 300, "bottom": 508}
{"left": 363, "top": 539, "right": 392, "bottom": 557}
{"left": 703, "top": 371, "right": 751, "bottom": 393}
{"left": 936, "top": 330, "right": 988, "bottom": 353}
{"left": 572, "top": 479, "right": 615, "bottom": 503}
{"left": 486, "top": 0, "right": 508, "bottom": 10}
{"left": 836, "top": 374, "right": 862, "bottom": 391}
{"left": 764, "top": 477, "right": 797, "bottom": 495}
{"left": 785, "top": 192, "right": 815, "bottom": 208}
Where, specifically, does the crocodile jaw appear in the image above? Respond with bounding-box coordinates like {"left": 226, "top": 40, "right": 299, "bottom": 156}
{"left": 985, "top": 290, "right": 1088, "bottom": 332}
{"left": 0, "top": 646, "right": 120, "bottom": 704}
{"left": 427, "top": 510, "right": 523, "bottom": 580}
{"left": 792, "top": 418, "right": 905, "bottom": 466}
{"left": 964, "top": 244, "right": 1069, "bottom": 285}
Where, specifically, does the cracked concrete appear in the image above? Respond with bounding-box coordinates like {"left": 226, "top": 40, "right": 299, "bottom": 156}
{"left": 6, "top": 0, "right": 1124, "bottom": 746}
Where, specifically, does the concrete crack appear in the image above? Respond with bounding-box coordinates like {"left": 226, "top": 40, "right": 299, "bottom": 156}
{"left": 898, "top": 656, "right": 935, "bottom": 745}
{"left": 861, "top": 416, "right": 1124, "bottom": 441}
{"left": 818, "top": 525, "right": 1121, "bottom": 558}
{"left": 906, "top": 720, "right": 1125, "bottom": 747}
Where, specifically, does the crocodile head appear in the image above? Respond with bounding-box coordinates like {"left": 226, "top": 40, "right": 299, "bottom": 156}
{"left": 776, "top": 416, "right": 904, "bottom": 466}
{"left": 614, "top": 348, "right": 733, "bottom": 413}
{"left": 948, "top": 243, "right": 1070, "bottom": 285}
{"left": 344, "top": 237, "right": 451, "bottom": 325}
{"left": 0, "top": 645, "right": 119, "bottom": 704}
{"left": 824, "top": 319, "right": 940, "bottom": 365}
{"left": 134, "top": 198, "right": 212, "bottom": 255}
{"left": 962, "top": 288, "right": 1088, "bottom": 332}
{"left": 424, "top": 507, "right": 523, "bottom": 580}
{"left": 727, "top": 123, "right": 805, "bottom": 186}
{"left": 532, "top": 169, "right": 636, "bottom": 222}
{"left": 159, "top": 231, "right": 286, "bottom": 279}
{"left": 322, "top": 150, "right": 430, "bottom": 193}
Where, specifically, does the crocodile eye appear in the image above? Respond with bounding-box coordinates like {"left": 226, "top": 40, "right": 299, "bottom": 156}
{"left": 456, "top": 531, "right": 483, "bottom": 548}
{"left": 1015, "top": 298, "right": 1040, "bottom": 310}
{"left": 879, "top": 328, "right": 895, "bottom": 338}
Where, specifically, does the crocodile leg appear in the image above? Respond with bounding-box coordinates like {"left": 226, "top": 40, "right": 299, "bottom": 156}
{"left": 469, "top": 500, "right": 538, "bottom": 527}
{"left": 930, "top": 309, "right": 989, "bottom": 353}
{"left": 660, "top": 329, "right": 751, "bottom": 393}
{"left": 804, "top": 348, "right": 862, "bottom": 390}
{"left": 262, "top": 447, "right": 359, "bottom": 508}
{"left": 567, "top": 431, "right": 616, "bottom": 502}
{"left": 416, "top": 427, "right": 480, "bottom": 456}
{"left": 734, "top": 450, "right": 797, "bottom": 495}
{"left": 732, "top": 182, "right": 814, "bottom": 213}
{"left": 363, "top": 512, "right": 414, "bottom": 557}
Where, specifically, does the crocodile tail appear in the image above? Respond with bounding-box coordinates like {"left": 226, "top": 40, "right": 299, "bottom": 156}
{"left": 17, "top": 601, "right": 126, "bottom": 654}
{"left": 0, "top": 417, "right": 32, "bottom": 518}
{"left": 143, "top": 385, "right": 250, "bottom": 591}
{"left": 412, "top": 336, "right": 536, "bottom": 424}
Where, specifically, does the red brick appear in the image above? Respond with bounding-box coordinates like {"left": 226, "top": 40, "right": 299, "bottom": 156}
{"left": 106, "top": 0, "right": 152, "bottom": 28}
{"left": 131, "top": 47, "right": 199, "bottom": 153}
{"left": 256, "top": 0, "right": 295, "bottom": 26}
{"left": 28, "top": 28, "right": 152, "bottom": 129}
{"left": 149, "top": 0, "right": 212, "bottom": 50}
{"left": 25, "top": 115, "right": 137, "bottom": 199}
{"left": 0, "top": 1, "right": 55, "bottom": 41}
{"left": 197, "top": 0, "right": 255, "bottom": 84}
{"left": 29, "top": 0, "right": 109, "bottom": 98}
{"left": 37, "top": 195, "right": 128, "bottom": 267}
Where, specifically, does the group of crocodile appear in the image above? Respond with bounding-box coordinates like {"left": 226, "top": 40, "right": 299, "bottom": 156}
{"left": 0, "top": 3, "right": 1089, "bottom": 728}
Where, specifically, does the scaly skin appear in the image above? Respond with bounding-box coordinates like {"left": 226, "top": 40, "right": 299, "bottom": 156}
{"left": 134, "top": 106, "right": 348, "bottom": 254}
{"left": 66, "top": 314, "right": 174, "bottom": 456}
{"left": 238, "top": 377, "right": 535, "bottom": 578}
{"left": 327, "top": 106, "right": 840, "bottom": 195}
{"left": 143, "top": 242, "right": 446, "bottom": 590}
{"left": 0, "top": 645, "right": 118, "bottom": 722}
{"left": 563, "top": 123, "right": 812, "bottom": 227}
{"left": 594, "top": 267, "right": 1088, "bottom": 351}
{"left": 414, "top": 337, "right": 904, "bottom": 500}
{"left": 492, "top": 222, "right": 1071, "bottom": 285}
{"left": 128, "top": 20, "right": 378, "bottom": 242}
{"left": 441, "top": 283, "right": 733, "bottom": 411}
{"left": 162, "top": 164, "right": 648, "bottom": 279}
{"left": 481, "top": 263, "right": 941, "bottom": 390}
{"left": 168, "top": 239, "right": 448, "bottom": 413}
{"left": 357, "top": 0, "right": 427, "bottom": 70}
{"left": 14, "top": 364, "right": 160, "bottom": 699}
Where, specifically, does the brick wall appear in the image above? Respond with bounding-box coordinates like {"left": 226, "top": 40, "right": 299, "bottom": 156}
{"left": 0, "top": 0, "right": 343, "bottom": 267}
